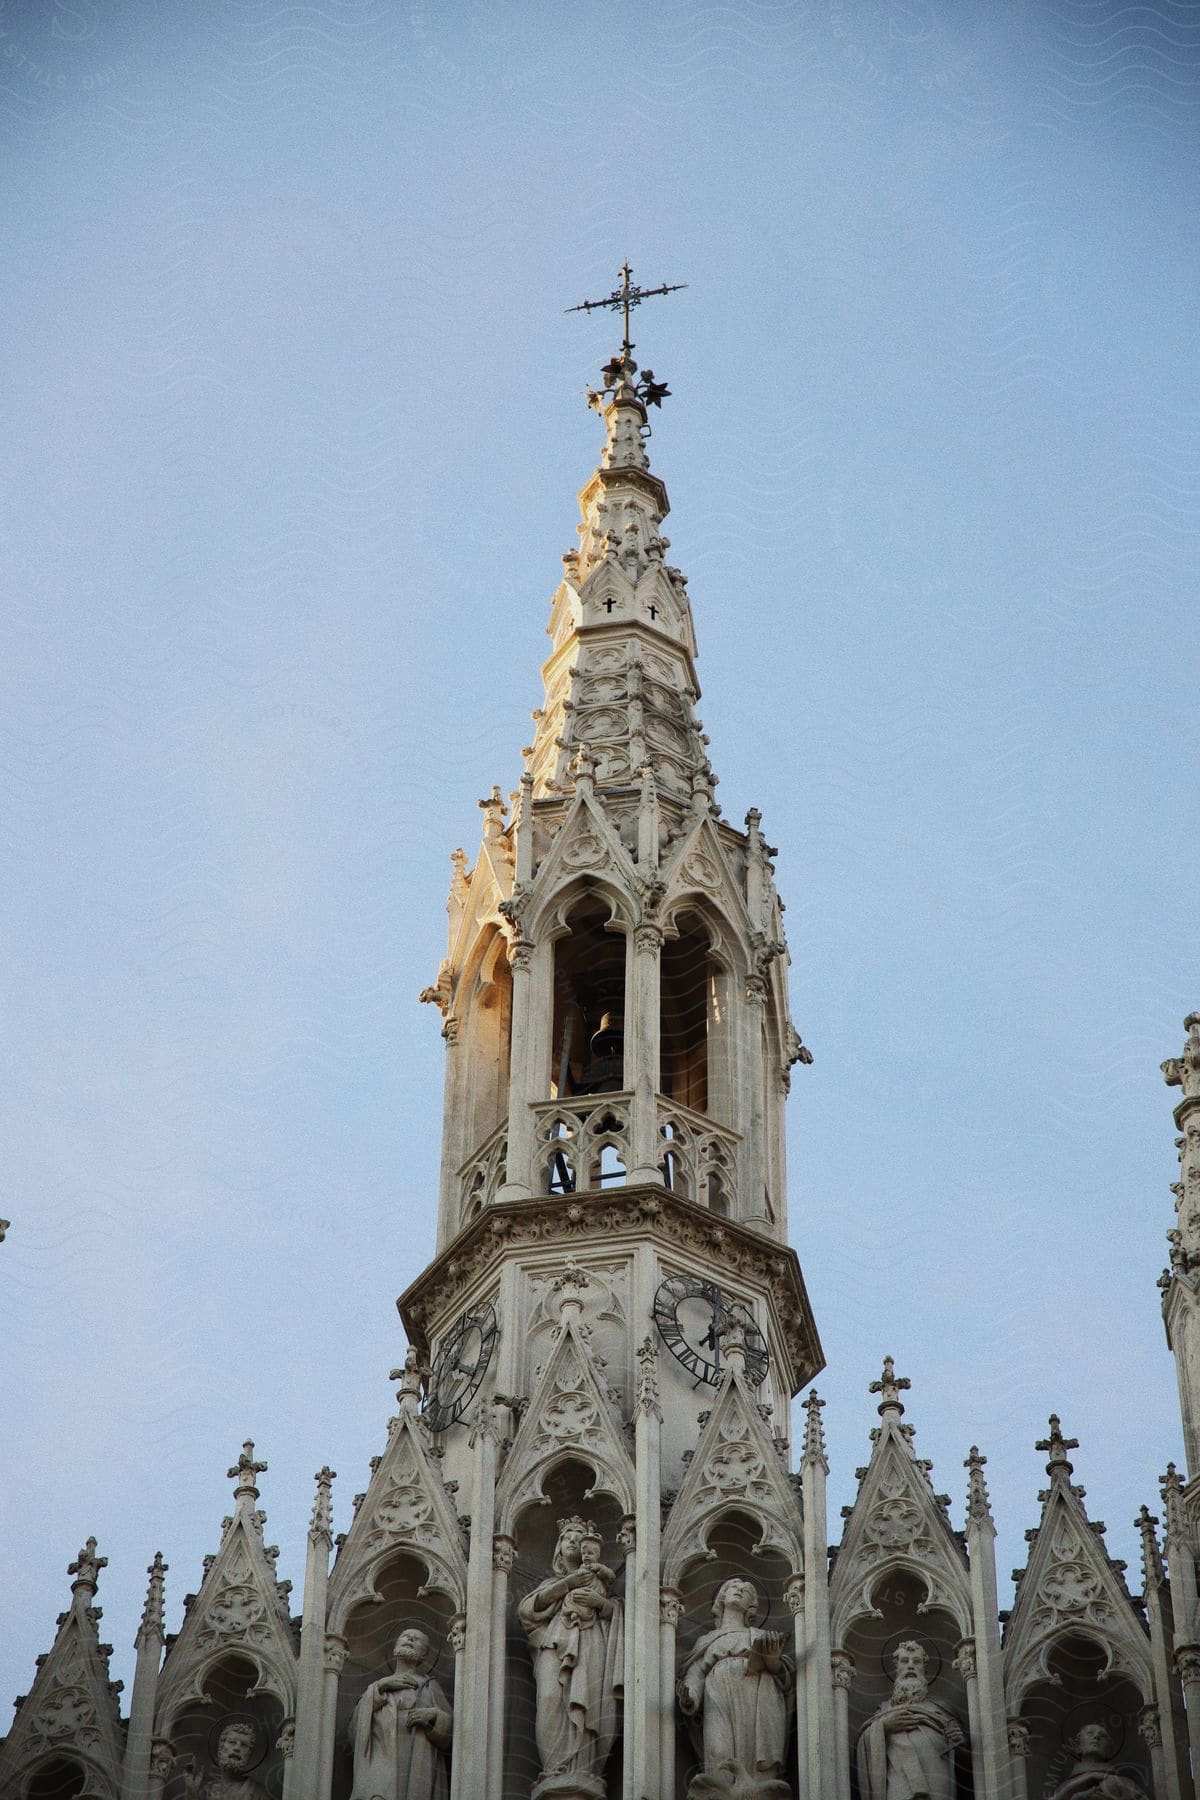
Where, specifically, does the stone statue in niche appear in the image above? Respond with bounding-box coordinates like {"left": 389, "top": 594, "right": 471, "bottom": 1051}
{"left": 1049, "top": 1724, "right": 1150, "bottom": 1800}
{"left": 348, "top": 1626, "right": 453, "bottom": 1800}
{"left": 517, "top": 1516, "right": 624, "bottom": 1799}
{"left": 676, "top": 1576, "right": 793, "bottom": 1799}
{"left": 181, "top": 1718, "right": 272, "bottom": 1800}
{"left": 856, "top": 1640, "right": 964, "bottom": 1800}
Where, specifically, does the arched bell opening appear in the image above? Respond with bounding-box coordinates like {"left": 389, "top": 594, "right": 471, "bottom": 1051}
{"left": 549, "top": 896, "right": 628, "bottom": 1099}
{"left": 660, "top": 910, "right": 732, "bottom": 1121}
{"left": 332, "top": 1552, "right": 458, "bottom": 1800}
{"left": 506, "top": 1459, "right": 628, "bottom": 1800}
{"left": 838, "top": 1569, "right": 971, "bottom": 1800}
{"left": 460, "top": 926, "right": 513, "bottom": 1149}
{"left": 673, "top": 1511, "right": 795, "bottom": 1800}
{"left": 1014, "top": 1634, "right": 1151, "bottom": 1800}
{"left": 160, "top": 1653, "right": 284, "bottom": 1800}
{"left": 23, "top": 1759, "right": 89, "bottom": 1800}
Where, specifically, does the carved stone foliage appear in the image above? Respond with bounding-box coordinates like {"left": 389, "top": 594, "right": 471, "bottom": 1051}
{"left": 0, "top": 1594, "right": 124, "bottom": 1798}
{"left": 522, "top": 788, "right": 637, "bottom": 940}
{"left": 1003, "top": 1481, "right": 1153, "bottom": 1708}
{"left": 326, "top": 1404, "right": 468, "bottom": 1635}
{"left": 657, "top": 813, "right": 755, "bottom": 948}
{"left": 661, "top": 1368, "right": 802, "bottom": 1587}
{"left": 495, "top": 1316, "right": 635, "bottom": 1536}
{"left": 526, "top": 1260, "right": 627, "bottom": 1347}
{"left": 400, "top": 1186, "right": 821, "bottom": 1395}
{"left": 830, "top": 1426, "right": 972, "bottom": 1645}
{"left": 1029, "top": 1519, "right": 1116, "bottom": 1636}
{"left": 191, "top": 1545, "right": 272, "bottom": 1653}
{"left": 23, "top": 1644, "right": 106, "bottom": 1757}
{"left": 155, "top": 1507, "right": 298, "bottom": 1727}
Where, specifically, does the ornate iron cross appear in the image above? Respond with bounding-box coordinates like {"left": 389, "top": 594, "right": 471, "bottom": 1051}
{"left": 566, "top": 261, "right": 687, "bottom": 354}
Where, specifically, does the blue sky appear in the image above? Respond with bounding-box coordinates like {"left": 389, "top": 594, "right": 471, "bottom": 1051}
{"left": 2, "top": 0, "right": 1199, "bottom": 1712}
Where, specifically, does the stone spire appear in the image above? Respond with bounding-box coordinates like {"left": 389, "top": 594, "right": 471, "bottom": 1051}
{"left": 523, "top": 335, "right": 710, "bottom": 806}
{"left": 964, "top": 1445, "right": 994, "bottom": 1527}
{"left": 1163, "top": 1012, "right": 1200, "bottom": 1270}
{"left": 1137, "top": 1504, "right": 1167, "bottom": 1590}
{"left": 801, "top": 1390, "right": 827, "bottom": 1468}
{"left": 135, "top": 1551, "right": 167, "bottom": 1648}
{"left": 308, "top": 1466, "right": 336, "bottom": 1547}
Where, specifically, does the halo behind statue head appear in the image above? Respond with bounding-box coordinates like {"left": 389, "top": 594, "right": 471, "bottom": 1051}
{"left": 206, "top": 1712, "right": 267, "bottom": 1771}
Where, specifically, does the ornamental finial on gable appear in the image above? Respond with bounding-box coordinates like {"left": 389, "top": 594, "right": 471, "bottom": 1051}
{"left": 391, "top": 1345, "right": 424, "bottom": 1410}
{"left": 1036, "top": 1414, "right": 1078, "bottom": 1482}
{"left": 227, "top": 1439, "right": 267, "bottom": 1505}
{"left": 1163, "top": 1013, "right": 1200, "bottom": 1100}
{"left": 68, "top": 1535, "right": 106, "bottom": 1604}
{"left": 870, "top": 1356, "right": 910, "bottom": 1417}
{"left": 964, "top": 1446, "right": 994, "bottom": 1526}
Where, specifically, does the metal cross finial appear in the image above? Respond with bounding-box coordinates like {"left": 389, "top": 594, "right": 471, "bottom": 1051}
{"left": 566, "top": 260, "right": 687, "bottom": 355}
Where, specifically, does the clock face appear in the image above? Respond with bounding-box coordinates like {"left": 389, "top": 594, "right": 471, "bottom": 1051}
{"left": 652, "top": 1275, "right": 769, "bottom": 1388}
{"left": 423, "top": 1303, "right": 498, "bottom": 1431}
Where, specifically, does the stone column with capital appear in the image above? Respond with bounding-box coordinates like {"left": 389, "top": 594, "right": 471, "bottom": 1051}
{"left": 318, "top": 1635, "right": 345, "bottom": 1800}
{"left": 1173, "top": 1642, "right": 1200, "bottom": 1787}
{"left": 831, "top": 1649, "right": 854, "bottom": 1800}
{"left": 954, "top": 1637, "right": 983, "bottom": 1793}
{"left": 628, "top": 923, "right": 663, "bottom": 1185}
{"left": 456, "top": 1396, "right": 503, "bottom": 1799}
{"left": 147, "top": 1741, "right": 176, "bottom": 1800}
{"left": 628, "top": 1335, "right": 663, "bottom": 1797}
{"left": 1137, "top": 1702, "right": 1169, "bottom": 1800}
{"left": 484, "top": 1536, "right": 514, "bottom": 1800}
{"left": 800, "top": 1393, "right": 833, "bottom": 1800}
{"left": 659, "top": 1588, "right": 682, "bottom": 1797}
{"left": 1005, "top": 1720, "right": 1030, "bottom": 1800}
{"left": 498, "top": 938, "right": 538, "bottom": 1200}
{"left": 741, "top": 972, "right": 769, "bottom": 1227}
{"left": 784, "top": 1573, "right": 808, "bottom": 1785}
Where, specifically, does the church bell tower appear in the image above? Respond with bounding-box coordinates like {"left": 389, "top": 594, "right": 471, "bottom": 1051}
{"left": 389, "top": 276, "right": 824, "bottom": 1799}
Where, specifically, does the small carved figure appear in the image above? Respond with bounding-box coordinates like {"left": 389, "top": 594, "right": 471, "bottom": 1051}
{"left": 349, "top": 1626, "right": 453, "bottom": 1800}
{"left": 676, "top": 1576, "right": 793, "bottom": 1799}
{"left": 856, "top": 1641, "right": 964, "bottom": 1800}
{"left": 181, "top": 1719, "right": 271, "bottom": 1800}
{"left": 1049, "top": 1724, "right": 1151, "bottom": 1800}
{"left": 517, "top": 1516, "right": 624, "bottom": 1798}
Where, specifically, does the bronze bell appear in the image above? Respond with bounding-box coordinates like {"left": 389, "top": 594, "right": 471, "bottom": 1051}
{"left": 577, "top": 1007, "right": 625, "bottom": 1095}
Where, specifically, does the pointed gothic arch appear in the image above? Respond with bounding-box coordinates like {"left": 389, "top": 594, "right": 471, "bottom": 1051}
{"left": 658, "top": 904, "right": 739, "bottom": 1126}
{"left": 455, "top": 921, "right": 513, "bottom": 1153}
{"left": 546, "top": 889, "right": 631, "bottom": 1102}
{"left": 157, "top": 1651, "right": 285, "bottom": 1792}
{"left": 22, "top": 1756, "right": 93, "bottom": 1800}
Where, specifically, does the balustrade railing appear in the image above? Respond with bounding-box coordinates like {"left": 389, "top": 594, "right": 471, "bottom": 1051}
{"left": 655, "top": 1098, "right": 740, "bottom": 1215}
{"left": 531, "top": 1093, "right": 633, "bottom": 1195}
